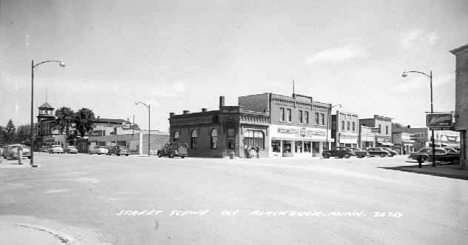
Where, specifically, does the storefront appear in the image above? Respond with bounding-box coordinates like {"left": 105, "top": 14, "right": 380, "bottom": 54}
{"left": 376, "top": 136, "right": 393, "bottom": 147}
{"left": 269, "top": 125, "right": 330, "bottom": 157}
{"left": 337, "top": 132, "right": 358, "bottom": 148}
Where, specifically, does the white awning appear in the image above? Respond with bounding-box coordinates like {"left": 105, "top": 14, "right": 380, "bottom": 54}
{"left": 380, "top": 142, "right": 394, "bottom": 146}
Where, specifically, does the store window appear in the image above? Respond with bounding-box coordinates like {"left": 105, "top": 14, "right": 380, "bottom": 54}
{"left": 191, "top": 130, "right": 197, "bottom": 149}
{"left": 272, "top": 140, "right": 281, "bottom": 153}
{"left": 287, "top": 109, "right": 292, "bottom": 122}
{"left": 280, "top": 108, "right": 285, "bottom": 121}
{"left": 173, "top": 131, "right": 179, "bottom": 142}
{"left": 244, "top": 130, "right": 265, "bottom": 149}
{"left": 295, "top": 141, "right": 303, "bottom": 153}
{"left": 304, "top": 141, "right": 311, "bottom": 153}
{"left": 211, "top": 129, "right": 217, "bottom": 149}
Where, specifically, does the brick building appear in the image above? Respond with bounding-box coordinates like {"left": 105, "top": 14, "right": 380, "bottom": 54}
{"left": 358, "top": 125, "right": 376, "bottom": 149}
{"left": 450, "top": 43, "right": 468, "bottom": 169}
{"left": 239, "top": 93, "right": 331, "bottom": 157}
{"left": 359, "top": 115, "right": 393, "bottom": 147}
{"left": 169, "top": 96, "right": 270, "bottom": 158}
{"left": 392, "top": 127, "right": 429, "bottom": 152}
{"left": 332, "top": 110, "right": 359, "bottom": 148}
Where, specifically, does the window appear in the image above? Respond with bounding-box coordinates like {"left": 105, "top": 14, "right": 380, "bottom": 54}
{"left": 173, "top": 131, "right": 179, "bottom": 142}
{"left": 299, "top": 110, "right": 303, "bottom": 123}
{"left": 315, "top": 113, "right": 319, "bottom": 124}
{"left": 287, "top": 109, "right": 292, "bottom": 122}
{"left": 347, "top": 121, "right": 350, "bottom": 130}
{"left": 211, "top": 129, "right": 217, "bottom": 149}
{"left": 280, "top": 108, "right": 285, "bottom": 121}
{"left": 320, "top": 113, "right": 325, "bottom": 125}
{"left": 305, "top": 111, "right": 309, "bottom": 124}
{"left": 378, "top": 125, "right": 381, "bottom": 134}
{"left": 386, "top": 126, "right": 389, "bottom": 135}
{"left": 227, "top": 128, "right": 235, "bottom": 137}
{"left": 342, "top": 121, "right": 345, "bottom": 130}
{"left": 191, "top": 130, "right": 197, "bottom": 149}
{"left": 352, "top": 122, "right": 355, "bottom": 131}
{"left": 244, "top": 130, "right": 265, "bottom": 149}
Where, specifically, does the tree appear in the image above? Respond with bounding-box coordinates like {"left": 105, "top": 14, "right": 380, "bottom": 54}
{"left": 0, "top": 125, "right": 5, "bottom": 144}
{"left": 54, "top": 106, "right": 75, "bottom": 135}
{"left": 74, "top": 108, "right": 96, "bottom": 137}
{"left": 4, "top": 119, "right": 16, "bottom": 143}
{"left": 16, "top": 125, "right": 30, "bottom": 144}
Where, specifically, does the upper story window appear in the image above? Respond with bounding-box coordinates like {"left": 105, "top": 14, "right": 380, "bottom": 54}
{"left": 352, "top": 122, "right": 355, "bottom": 131}
{"left": 191, "top": 130, "right": 198, "bottom": 149}
{"left": 299, "top": 110, "right": 303, "bottom": 123}
{"left": 347, "top": 121, "right": 350, "bottom": 130}
{"left": 173, "top": 131, "right": 179, "bottom": 142}
{"left": 211, "top": 129, "right": 217, "bottom": 149}
{"left": 320, "top": 113, "right": 325, "bottom": 125}
{"left": 287, "top": 109, "right": 292, "bottom": 122}
{"left": 378, "top": 125, "right": 382, "bottom": 134}
{"left": 315, "top": 113, "right": 319, "bottom": 125}
{"left": 305, "top": 111, "right": 309, "bottom": 124}
{"left": 280, "top": 108, "right": 285, "bottom": 122}
{"left": 342, "top": 121, "right": 345, "bottom": 130}
{"left": 386, "top": 125, "right": 389, "bottom": 135}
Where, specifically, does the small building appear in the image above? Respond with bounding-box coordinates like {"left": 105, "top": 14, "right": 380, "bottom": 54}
{"left": 358, "top": 125, "right": 376, "bottom": 149}
{"left": 169, "top": 96, "right": 270, "bottom": 158}
{"left": 35, "top": 102, "right": 67, "bottom": 149}
{"left": 393, "top": 126, "right": 429, "bottom": 152}
{"left": 332, "top": 110, "right": 359, "bottom": 148}
{"left": 359, "top": 115, "right": 393, "bottom": 147}
{"left": 392, "top": 132, "right": 415, "bottom": 155}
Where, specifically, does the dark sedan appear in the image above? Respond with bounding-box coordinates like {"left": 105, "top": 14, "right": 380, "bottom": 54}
{"left": 367, "top": 147, "right": 392, "bottom": 157}
{"left": 408, "top": 147, "right": 460, "bottom": 164}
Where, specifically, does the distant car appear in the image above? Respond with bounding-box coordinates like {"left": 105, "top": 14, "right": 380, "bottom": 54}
{"left": 2, "top": 144, "right": 31, "bottom": 159}
{"left": 40, "top": 146, "right": 50, "bottom": 153}
{"left": 409, "top": 147, "right": 460, "bottom": 164}
{"left": 157, "top": 142, "right": 188, "bottom": 158}
{"left": 382, "top": 147, "right": 398, "bottom": 157}
{"left": 64, "top": 146, "right": 78, "bottom": 154}
{"left": 48, "top": 145, "right": 64, "bottom": 154}
{"left": 89, "top": 146, "right": 109, "bottom": 155}
{"left": 350, "top": 147, "right": 368, "bottom": 158}
{"left": 367, "top": 147, "right": 392, "bottom": 157}
{"left": 107, "top": 146, "right": 129, "bottom": 156}
{"left": 322, "top": 147, "right": 356, "bottom": 159}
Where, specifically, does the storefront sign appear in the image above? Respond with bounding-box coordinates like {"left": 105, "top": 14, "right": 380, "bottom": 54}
{"left": 426, "top": 113, "right": 453, "bottom": 128}
{"left": 278, "top": 128, "right": 298, "bottom": 134}
{"left": 300, "top": 128, "right": 307, "bottom": 137}
{"left": 272, "top": 125, "right": 329, "bottom": 141}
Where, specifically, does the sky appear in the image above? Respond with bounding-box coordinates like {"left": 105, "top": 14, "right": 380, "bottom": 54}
{"left": 1, "top": 0, "right": 467, "bottom": 131}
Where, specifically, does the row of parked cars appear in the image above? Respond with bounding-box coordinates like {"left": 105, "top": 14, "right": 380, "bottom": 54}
{"left": 322, "top": 147, "right": 398, "bottom": 159}
{"left": 40, "top": 145, "right": 130, "bottom": 156}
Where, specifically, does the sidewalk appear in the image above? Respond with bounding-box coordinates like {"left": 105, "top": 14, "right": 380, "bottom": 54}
{"left": 381, "top": 163, "right": 468, "bottom": 181}
{"left": 0, "top": 158, "right": 31, "bottom": 168}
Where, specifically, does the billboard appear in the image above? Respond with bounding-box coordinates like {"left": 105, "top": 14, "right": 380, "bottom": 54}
{"left": 426, "top": 113, "right": 453, "bottom": 129}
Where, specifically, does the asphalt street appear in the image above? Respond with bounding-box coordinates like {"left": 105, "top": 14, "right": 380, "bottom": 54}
{"left": 0, "top": 153, "right": 467, "bottom": 245}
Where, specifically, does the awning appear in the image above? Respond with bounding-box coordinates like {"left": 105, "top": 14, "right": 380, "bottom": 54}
{"left": 380, "top": 142, "right": 394, "bottom": 146}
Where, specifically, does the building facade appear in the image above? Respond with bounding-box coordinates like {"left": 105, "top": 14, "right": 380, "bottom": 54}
{"left": 239, "top": 93, "right": 331, "bottom": 157}
{"left": 169, "top": 96, "right": 270, "bottom": 158}
{"left": 35, "top": 102, "right": 67, "bottom": 149}
{"left": 392, "top": 127, "right": 429, "bottom": 152}
{"left": 358, "top": 125, "right": 376, "bottom": 149}
{"left": 359, "top": 115, "right": 393, "bottom": 147}
{"left": 450, "top": 43, "right": 468, "bottom": 169}
{"left": 332, "top": 111, "right": 359, "bottom": 148}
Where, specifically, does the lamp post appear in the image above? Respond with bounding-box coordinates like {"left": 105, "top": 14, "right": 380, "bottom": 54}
{"left": 135, "top": 101, "right": 151, "bottom": 156}
{"left": 326, "top": 104, "right": 342, "bottom": 150}
{"left": 402, "top": 70, "right": 435, "bottom": 167}
{"left": 30, "top": 60, "right": 65, "bottom": 167}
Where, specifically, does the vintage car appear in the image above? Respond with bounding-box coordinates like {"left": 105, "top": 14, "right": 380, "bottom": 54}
{"left": 107, "top": 146, "right": 130, "bottom": 156}
{"left": 48, "top": 145, "right": 64, "bottom": 154}
{"left": 350, "top": 147, "right": 369, "bottom": 158}
{"left": 382, "top": 147, "right": 398, "bottom": 157}
{"left": 409, "top": 147, "right": 460, "bottom": 164}
{"left": 367, "top": 147, "right": 392, "bottom": 157}
{"left": 322, "top": 147, "right": 356, "bottom": 159}
{"left": 40, "top": 146, "right": 51, "bottom": 153}
{"left": 89, "top": 146, "right": 109, "bottom": 155}
{"left": 2, "top": 144, "right": 31, "bottom": 159}
{"left": 64, "top": 146, "right": 78, "bottom": 154}
{"left": 157, "top": 142, "right": 188, "bottom": 158}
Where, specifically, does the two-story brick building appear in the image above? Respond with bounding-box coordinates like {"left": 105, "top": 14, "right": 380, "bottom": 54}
{"left": 359, "top": 115, "right": 393, "bottom": 147}
{"left": 331, "top": 111, "right": 359, "bottom": 148}
{"left": 239, "top": 93, "right": 331, "bottom": 158}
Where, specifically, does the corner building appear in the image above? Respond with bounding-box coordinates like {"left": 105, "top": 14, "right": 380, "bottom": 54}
{"left": 239, "top": 93, "right": 331, "bottom": 158}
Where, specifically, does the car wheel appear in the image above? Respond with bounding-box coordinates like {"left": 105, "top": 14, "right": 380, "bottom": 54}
{"left": 117, "top": 154, "right": 120, "bottom": 156}
{"left": 157, "top": 153, "right": 162, "bottom": 158}
{"left": 344, "top": 154, "right": 350, "bottom": 159}
{"left": 181, "top": 156, "right": 185, "bottom": 159}
{"left": 380, "top": 153, "right": 386, "bottom": 158}
{"left": 452, "top": 159, "right": 460, "bottom": 165}
{"left": 323, "top": 154, "right": 330, "bottom": 159}
{"left": 169, "top": 154, "right": 174, "bottom": 158}
{"left": 126, "top": 154, "right": 129, "bottom": 156}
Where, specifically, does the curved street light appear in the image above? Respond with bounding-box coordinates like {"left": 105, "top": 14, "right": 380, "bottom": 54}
{"left": 30, "top": 60, "right": 66, "bottom": 167}
{"left": 326, "top": 104, "right": 342, "bottom": 150}
{"left": 135, "top": 101, "right": 151, "bottom": 156}
{"left": 402, "top": 70, "right": 435, "bottom": 168}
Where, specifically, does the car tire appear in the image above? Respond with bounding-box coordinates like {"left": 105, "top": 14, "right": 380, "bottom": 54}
{"left": 323, "top": 154, "right": 330, "bottom": 159}
{"left": 380, "top": 153, "right": 386, "bottom": 158}
{"left": 344, "top": 154, "right": 351, "bottom": 159}
{"left": 125, "top": 154, "right": 129, "bottom": 156}
{"left": 181, "top": 156, "right": 185, "bottom": 159}
{"left": 117, "top": 154, "right": 120, "bottom": 156}
{"left": 452, "top": 159, "right": 460, "bottom": 165}
{"left": 157, "top": 153, "right": 162, "bottom": 158}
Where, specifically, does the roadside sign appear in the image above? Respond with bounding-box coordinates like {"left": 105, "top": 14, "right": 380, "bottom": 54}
{"left": 426, "top": 113, "right": 453, "bottom": 129}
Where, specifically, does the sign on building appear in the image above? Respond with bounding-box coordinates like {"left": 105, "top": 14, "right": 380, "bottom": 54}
{"left": 426, "top": 113, "right": 453, "bottom": 130}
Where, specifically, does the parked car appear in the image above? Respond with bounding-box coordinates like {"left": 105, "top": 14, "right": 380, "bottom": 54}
{"left": 157, "top": 142, "right": 188, "bottom": 158}
{"left": 2, "top": 144, "right": 31, "bottom": 159}
{"left": 40, "top": 146, "right": 50, "bottom": 153}
{"left": 322, "top": 147, "right": 356, "bottom": 159}
{"left": 367, "top": 147, "right": 392, "bottom": 157}
{"left": 349, "top": 147, "right": 368, "bottom": 158}
{"left": 89, "top": 146, "right": 109, "bottom": 155}
{"left": 409, "top": 147, "right": 460, "bottom": 164}
{"left": 382, "top": 147, "right": 398, "bottom": 157}
{"left": 48, "top": 145, "right": 64, "bottom": 154}
{"left": 107, "top": 146, "right": 129, "bottom": 156}
{"left": 64, "top": 146, "right": 78, "bottom": 154}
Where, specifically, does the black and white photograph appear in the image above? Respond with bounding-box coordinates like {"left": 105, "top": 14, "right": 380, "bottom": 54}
{"left": 1, "top": 0, "right": 467, "bottom": 244}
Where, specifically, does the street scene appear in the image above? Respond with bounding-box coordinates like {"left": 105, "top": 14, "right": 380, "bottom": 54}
{"left": 1, "top": 154, "right": 467, "bottom": 245}
{"left": 1, "top": 0, "right": 468, "bottom": 244}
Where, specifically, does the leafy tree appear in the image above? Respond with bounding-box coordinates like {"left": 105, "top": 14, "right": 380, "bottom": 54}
{"left": 16, "top": 125, "right": 30, "bottom": 144}
{"left": 54, "top": 106, "right": 75, "bottom": 135}
{"left": 4, "top": 119, "right": 16, "bottom": 143}
{"left": 74, "top": 108, "right": 95, "bottom": 137}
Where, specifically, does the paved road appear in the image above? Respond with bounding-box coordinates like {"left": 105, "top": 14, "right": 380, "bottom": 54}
{"left": 1, "top": 153, "right": 467, "bottom": 245}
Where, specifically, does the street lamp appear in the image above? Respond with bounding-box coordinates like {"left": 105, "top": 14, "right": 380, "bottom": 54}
{"left": 402, "top": 70, "right": 435, "bottom": 168}
{"left": 135, "top": 101, "right": 151, "bottom": 156}
{"left": 30, "top": 60, "right": 65, "bottom": 167}
{"left": 326, "top": 104, "right": 342, "bottom": 150}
